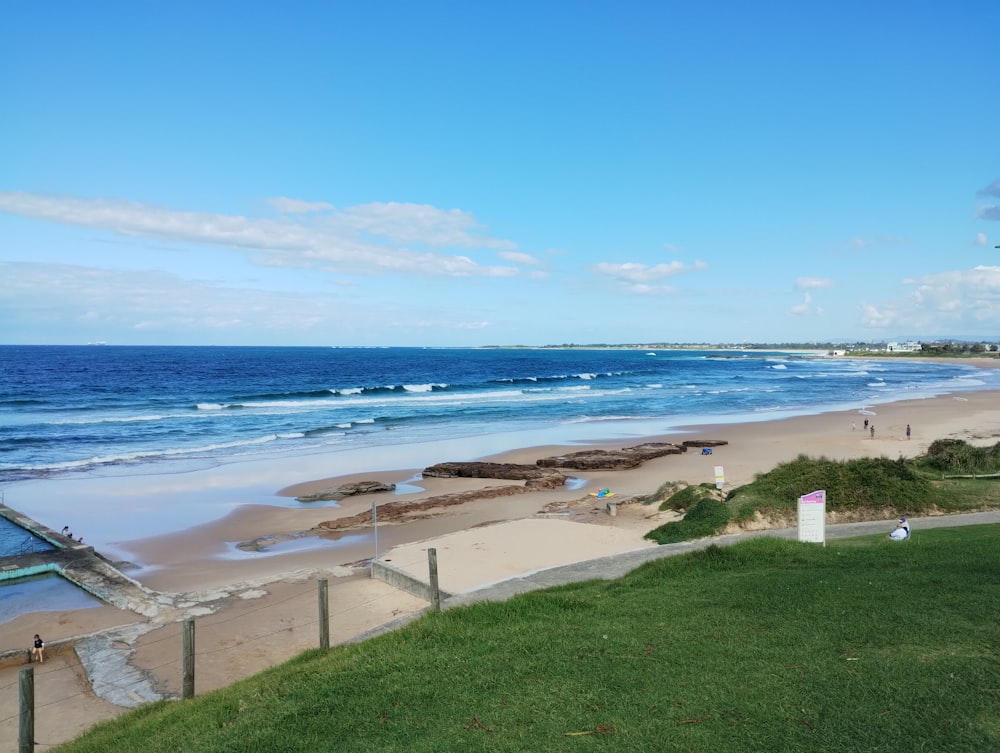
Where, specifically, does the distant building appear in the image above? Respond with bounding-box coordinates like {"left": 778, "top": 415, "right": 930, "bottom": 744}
{"left": 886, "top": 341, "right": 921, "bottom": 352}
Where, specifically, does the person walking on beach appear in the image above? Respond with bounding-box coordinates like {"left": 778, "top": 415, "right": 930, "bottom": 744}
{"left": 870, "top": 425, "right": 875, "bottom": 439}
{"left": 864, "top": 418, "right": 869, "bottom": 431}
{"left": 31, "top": 634, "right": 45, "bottom": 663}
{"left": 906, "top": 424, "right": 911, "bottom": 440}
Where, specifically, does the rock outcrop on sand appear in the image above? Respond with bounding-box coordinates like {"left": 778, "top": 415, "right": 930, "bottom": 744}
{"left": 536, "top": 440, "right": 727, "bottom": 470}
{"left": 315, "top": 484, "right": 543, "bottom": 532}
{"left": 422, "top": 462, "right": 567, "bottom": 488}
{"left": 296, "top": 480, "right": 396, "bottom": 502}
{"left": 315, "top": 463, "right": 568, "bottom": 532}
{"left": 310, "top": 441, "right": 726, "bottom": 534}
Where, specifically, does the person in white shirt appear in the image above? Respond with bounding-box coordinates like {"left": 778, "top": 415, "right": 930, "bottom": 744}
{"left": 889, "top": 516, "right": 910, "bottom": 540}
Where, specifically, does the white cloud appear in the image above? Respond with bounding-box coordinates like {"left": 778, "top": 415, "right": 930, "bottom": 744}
{"left": 626, "top": 283, "right": 679, "bottom": 295}
{"left": 592, "top": 260, "right": 707, "bottom": 284}
{"left": 975, "top": 177, "right": 1000, "bottom": 221}
{"left": 265, "top": 197, "right": 335, "bottom": 214}
{"left": 0, "top": 192, "right": 520, "bottom": 279}
{"left": 0, "top": 261, "right": 349, "bottom": 336}
{"left": 324, "top": 202, "right": 516, "bottom": 249}
{"left": 860, "top": 265, "right": 1000, "bottom": 331}
{"left": 859, "top": 302, "right": 896, "bottom": 328}
{"left": 976, "top": 179, "right": 1000, "bottom": 198}
{"left": 846, "top": 236, "right": 905, "bottom": 251}
{"left": 789, "top": 292, "right": 811, "bottom": 316}
{"left": 498, "top": 250, "right": 543, "bottom": 266}
{"left": 788, "top": 292, "right": 824, "bottom": 317}
{"left": 795, "top": 277, "right": 833, "bottom": 291}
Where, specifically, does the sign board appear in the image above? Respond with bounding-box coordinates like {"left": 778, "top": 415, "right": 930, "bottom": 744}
{"left": 797, "top": 489, "right": 826, "bottom": 543}
{"left": 713, "top": 465, "right": 725, "bottom": 490}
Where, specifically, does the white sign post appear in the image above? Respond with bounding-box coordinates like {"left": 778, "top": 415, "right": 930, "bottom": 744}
{"left": 797, "top": 489, "right": 826, "bottom": 544}
{"left": 714, "top": 465, "right": 725, "bottom": 490}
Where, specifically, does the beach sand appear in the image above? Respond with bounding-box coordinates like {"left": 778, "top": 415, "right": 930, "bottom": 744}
{"left": 3, "top": 358, "right": 1000, "bottom": 747}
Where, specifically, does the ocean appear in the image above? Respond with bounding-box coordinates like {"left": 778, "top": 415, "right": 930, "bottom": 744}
{"left": 0, "top": 345, "right": 996, "bottom": 553}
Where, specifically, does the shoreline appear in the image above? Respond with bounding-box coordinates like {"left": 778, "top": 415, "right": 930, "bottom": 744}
{"left": 6, "top": 355, "right": 1000, "bottom": 598}
{"left": 3, "top": 363, "right": 1000, "bottom": 746}
{"left": 118, "top": 383, "right": 1000, "bottom": 593}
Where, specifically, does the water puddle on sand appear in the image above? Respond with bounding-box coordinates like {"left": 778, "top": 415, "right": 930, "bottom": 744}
{"left": 222, "top": 531, "right": 372, "bottom": 559}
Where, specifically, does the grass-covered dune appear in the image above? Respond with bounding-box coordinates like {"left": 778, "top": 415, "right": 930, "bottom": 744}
{"left": 55, "top": 525, "right": 1000, "bottom": 753}
{"left": 646, "top": 439, "right": 1000, "bottom": 545}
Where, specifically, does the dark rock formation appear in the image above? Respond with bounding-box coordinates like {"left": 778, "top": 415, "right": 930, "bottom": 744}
{"left": 536, "top": 442, "right": 690, "bottom": 470}
{"left": 310, "top": 439, "right": 729, "bottom": 532}
{"left": 296, "top": 480, "right": 396, "bottom": 503}
{"left": 316, "top": 484, "right": 535, "bottom": 531}
{"left": 422, "top": 462, "right": 567, "bottom": 489}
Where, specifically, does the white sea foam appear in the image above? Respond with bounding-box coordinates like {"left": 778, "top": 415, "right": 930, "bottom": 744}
{"left": 561, "top": 414, "right": 647, "bottom": 424}
{"left": 52, "top": 413, "right": 188, "bottom": 425}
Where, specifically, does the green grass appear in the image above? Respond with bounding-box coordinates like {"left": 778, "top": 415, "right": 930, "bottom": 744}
{"left": 646, "top": 441, "right": 1000, "bottom": 544}
{"left": 645, "top": 497, "right": 730, "bottom": 544}
{"left": 725, "top": 454, "right": 936, "bottom": 513}
{"left": 654, "top": 482, "right": 717, "bottom": 512}
{"left": 54, "top": 525, "right": 1000, "bottom": 753}
{"left": 916, "top": 438, "right": 1000, "bottom": 475}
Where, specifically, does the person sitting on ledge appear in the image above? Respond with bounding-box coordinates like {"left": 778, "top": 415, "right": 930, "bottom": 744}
{"left": 31, "top": 635, "right": 45, "bottom": 663}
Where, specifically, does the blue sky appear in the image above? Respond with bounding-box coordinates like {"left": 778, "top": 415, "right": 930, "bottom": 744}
{"left": 2, "top": 1, "right": 998, "bottom": 347}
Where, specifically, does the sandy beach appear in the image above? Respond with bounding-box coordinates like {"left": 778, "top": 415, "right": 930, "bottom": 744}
{"left": 3, "top": 357, "right": 1000, "bottom": 747}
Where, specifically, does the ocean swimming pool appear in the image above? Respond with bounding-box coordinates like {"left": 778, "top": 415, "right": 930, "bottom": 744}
{"left": 0, "top": 570, "right": 105, "bottom": 624}
{"left": 0, "top": 515, "right": 55, "bottom": 557}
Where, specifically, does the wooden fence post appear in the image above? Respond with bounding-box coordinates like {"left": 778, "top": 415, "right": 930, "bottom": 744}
{"left": 182, "top": 618, "right": 195, "bottom": 699}
{"left": 428, "top": 548, "right": 441, "bottom": 612}
{"left": 318, "top": 578, "right": 330, "bottom": 649}
{"left": 18, "top": 667, "right": 33, "bottom": 753}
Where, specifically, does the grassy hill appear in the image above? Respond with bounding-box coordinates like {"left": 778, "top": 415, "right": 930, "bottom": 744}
{"left": 645, "top": 440, "right": 1000, "bottom": 544}
{"left": 54, "top": 525, "right": 1000, "bottom": 753}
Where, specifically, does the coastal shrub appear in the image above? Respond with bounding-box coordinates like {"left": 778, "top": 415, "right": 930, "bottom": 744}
{"left": 641, "top": 479, "right": 686, "bottom": 506}
{"left": 919, "top": 439, "right": 1000, "bottom": 474}
{"left": 657, "top": 482, "right": 717, "bottom": 512}
{"left": 726, "top": 454, "right": 934, "bottom": 512}
{"left": 645, "top": 497, "right": 730, "bottom": 544}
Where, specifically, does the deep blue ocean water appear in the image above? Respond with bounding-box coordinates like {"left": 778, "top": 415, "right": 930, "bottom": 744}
{"left": 2, "top": 345, "right": 996, "bottom": 485}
